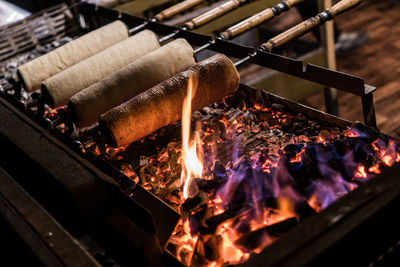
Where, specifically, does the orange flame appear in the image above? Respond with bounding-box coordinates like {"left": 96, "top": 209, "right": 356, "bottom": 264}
{"left": 290, "top": 148, "right": 305, "bottom": 163}
{"left": 181, "top": 75, "right": 203, "bottom": 199}
{"left": 277, "top": 196, "right": 296, "bottom": 218}
{"left": 216, "top": 223, "right": 250, "bottom": 265}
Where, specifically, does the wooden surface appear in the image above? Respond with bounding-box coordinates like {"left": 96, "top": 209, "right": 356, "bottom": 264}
{"left": 302, "top": 0, "right": 400, "bottom": 137}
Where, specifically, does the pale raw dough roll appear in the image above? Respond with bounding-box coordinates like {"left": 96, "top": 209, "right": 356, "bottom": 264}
{"left": 69, "top": 38, "right": 195, "bottom": 128}
{"left": 99, "top": 54, "right": 240, "bottom": 147}
{"left": 17, "top": 20, "right": 129, "bottom": 92}
{"left": 41, "top": 30, "right": 160, "bottom": 107}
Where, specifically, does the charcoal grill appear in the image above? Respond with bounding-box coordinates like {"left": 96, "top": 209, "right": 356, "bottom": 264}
{"left": 1, "top": 2, "right": 399, "bottom": 267}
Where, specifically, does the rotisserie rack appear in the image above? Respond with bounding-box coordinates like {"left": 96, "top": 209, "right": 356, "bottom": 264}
{"left": 1, "top": 1, "right": 400, "bottom": 267}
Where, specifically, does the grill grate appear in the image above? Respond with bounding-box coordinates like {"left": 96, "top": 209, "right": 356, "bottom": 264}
{"left": 0, "top": 3, "right": 79, "bottom": 62}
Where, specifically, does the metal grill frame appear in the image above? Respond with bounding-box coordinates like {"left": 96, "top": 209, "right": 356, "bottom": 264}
{"left": 0, "top": 2, "right": 397, "bottom": 266}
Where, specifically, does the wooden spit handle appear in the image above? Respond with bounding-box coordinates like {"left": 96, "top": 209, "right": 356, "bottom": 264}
{"left": 261, "top": 0, "right": 363, "bottom": 52}
{"left": 154, "top": 0, "right": 204, "bottom": 22}
{"left": 184, "top": 0, "right": 246, "bottom": 30}
{"left": 220, "top": 0, "right": 304, "bottom": 40}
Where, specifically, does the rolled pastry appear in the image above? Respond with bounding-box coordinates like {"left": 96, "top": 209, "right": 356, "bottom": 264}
{"left": 41, "top": 30, "right": 160, "bottom": 107}
{"left": 69, "top": 38, "right": 195, "bottom": 128}
{"left": 99, "top": 54, "right": 240, "bottom": 147}
{"left": 17, "top": 20, "right": 129, "bottom": 92}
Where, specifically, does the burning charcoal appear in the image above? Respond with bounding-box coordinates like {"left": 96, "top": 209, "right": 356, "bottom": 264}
{"left": 284, "top": 143, "right": 304, "bottom": 158}
{"left": 209, "top": 108, "right": 223, "bottom": 116}
{"left": 235, "top": 219, "right": 251, "bottom": 234}
{"left": 157, "top": 161, "right": 170, "bottom": 173}
{"left": 230, "top": 89, "right": 248, "bottom": 107}
{"left": 139, "top": 165, "right": 157, "bottom": 185}
{"left": 333, "top": 139, "right": 347, "bottom": 156}
{"left": 190, "top": 205, "right": 211, "bottom": 223}
{"left": 282, "top": 117, "right": 291, "bottom": 128}
{"left": 179, "top": 247, "right": 192, "bottom": 267}
{"left": 289, "top": 149, "right": 321, "bottom": 194}
{"left": 204, "top": 133, "right": 217, "bottom": 146}
{"left": 243, "top": 109, "right": 255, "bottom": 122}
{"left": 158, "top": 127, "right": 167, "bottom": 137}
{"left": 226, "top": 109, "right": 243, "bottom": 123}
{"left": 167, "top": 176, "right": 181, "bottom": 191}
{"left": 206, "top": 204, "right": 243, "bottom": 232}
{"left": 202, "top": 106, "right": 211, "bottom": 115}
{"left": 297, "top": 113, "right": 307, "bottom": 121}
{"left": 204, "top": 235, "right": 222, "bottom": 262}
{"left": 295, "top": 200, "right": 316, "bottom": 221}
{"left": 352, "top": 121, "right": 388, "bottom": 143}
{"left": 139, "top": 156, "right": 149, "bottom": 166}
{"left": 213, "top": 160, "right": 227, "bottom": 179}
{"left": 251, "top": 124, "right": 260, "bottom": 134}
{"left": 208, "top": 117, "right": 227, "bottom": 132}
{"left": 190, "top": 238, "right": 210, "bottom": 267}
{"left": 195, "top": 178, "right": 225, "bottom": 193}
{"left": 256, "top": 111, "right": 269, "bottom": 122}
{"left": 264, "top": 197, "right": 278, "bottom": 209}
{"left": 165, "top": 190, "right": 181, "bottom": 206}
{"left": 192, "top": 111, "right": 202, "bottom": 121}
{"left": 140, "top": 164, "right": 157, "bottom": 177}
{"left": 238, "top": 99, "right": 246, "bottom": 111}
{"left": 168, "top": 151, "right": 181, "bottom": 172}
{"left": 181, "top": 192, "right": 208, "bottom": 216}
{"left": 271, "top": 103, "right": 285, "bottom": 112}
{"left": 319, "top": 129, "right": 331, "bottom": 139}
{"left": 234, "top": 217, "right": 298, "bottom": 250}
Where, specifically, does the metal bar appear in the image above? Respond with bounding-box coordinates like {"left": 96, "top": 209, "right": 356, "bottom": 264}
{"left": 362, "top": 92, "right": 377, "bottom": 128}
{"left": 319, "top": 0, "right": 339, "bottom": 116}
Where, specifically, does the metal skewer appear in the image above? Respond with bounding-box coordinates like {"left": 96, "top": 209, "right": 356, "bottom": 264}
{"left": 233, "top": 0, "right": 363, "bottom": 68}
{"left": 28, "top": 0, "right": 362, "bottom": 149}
{"left": 194, "top": 0, "right": 305, "bottom": 53}
{"left": 157, "top": 0, "right": 257, "bottom": 44}
{"left": 128, "top": 0, "right": 206, "bottom": 35}
{"left": 77, "top": 0, "right": 363, "bottom": 153}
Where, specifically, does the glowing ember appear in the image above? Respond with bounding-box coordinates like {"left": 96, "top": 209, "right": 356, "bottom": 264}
{"left": 120, "top": 163, "right": 139, "bottom": 183}
{"left": 368, "top": 164, "right": 381, "bottom": 174}
{"left": 354, "top": 165, "right": 367, "bottom": 179}
{"left": 97, "top": 87, "right": 400, "bottom": 267}
{"left": 382, "top": 155, "right": 394, "bottom": 167}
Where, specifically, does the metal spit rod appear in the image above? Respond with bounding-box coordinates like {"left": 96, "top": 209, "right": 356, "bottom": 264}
{"left": 157, "top": 0, "right": 258, "bottom": 44}
{"left": 75, "top": 0, "right": 364, "bottom": 152}
{"left": 234, "top": 0, "right": 363, "bottom": 67}
{"left": 194, "top": 0, "right": 305, "bottom": 53}
{"left": 128, "top": 0, "right": 205, "bottom": 35}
